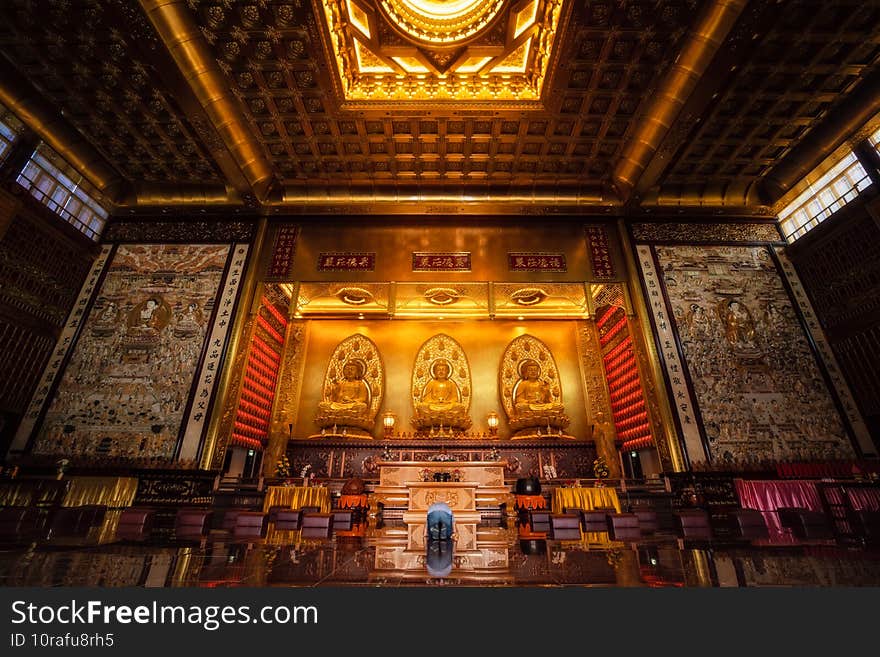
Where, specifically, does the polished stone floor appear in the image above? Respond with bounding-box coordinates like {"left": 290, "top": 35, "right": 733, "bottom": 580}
{"left": 2, "top": 518, "right": 880, "bottom": 587}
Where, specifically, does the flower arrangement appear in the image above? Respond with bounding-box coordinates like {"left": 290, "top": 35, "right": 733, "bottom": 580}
{"left": 276, "top": 454, "right": 291, "bottom": 478}
{"left": 300, "top": 463, "right": 312, "bottom": 479}
{"left": 593, "top": 456, "right": 610, "bottom": 485}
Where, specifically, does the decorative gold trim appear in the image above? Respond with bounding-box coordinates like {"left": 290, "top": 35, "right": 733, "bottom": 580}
{"left": 203, "top": 218, "right": 268, "bottom": 470}
{"left": 616, "top": 220, "right": 684, "bottom": 472}
{"left": 612, "top": 0, "right": 749, "bottom": 201}
{"left": 577, "top": 320, "right": 620, "bottom": 478}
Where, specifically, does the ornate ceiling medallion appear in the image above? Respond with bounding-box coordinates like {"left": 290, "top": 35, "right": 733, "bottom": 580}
{"left": 319, "top": 0, "right": 569, "bottom": 106}
{"left": 379, "top": 0, "right": 505, "bottom": 45}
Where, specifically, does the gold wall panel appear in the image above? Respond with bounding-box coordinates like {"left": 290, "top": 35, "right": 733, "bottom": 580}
{"left": 494, "top": 282, "right": 588, "bottom": 318}
{"left": 297, "top": 282, "right": 392, "bottom": 316}
{"left": 395, "top": 282, "right": 489, "bottom": 318}
{"left": 290, "top": 220, "right": 595, "bottom": 283}
{"left": 285, "top": 318, "right": 589, "bottom": 440}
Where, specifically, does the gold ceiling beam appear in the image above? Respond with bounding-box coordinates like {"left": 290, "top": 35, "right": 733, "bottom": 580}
{"left": 272, "top": 183, "right": 618, "bottom": 207}
{"left": 140, "top": 0, "right": 278, "bottom": 203}
{"left": 0, "top": 58, "right": 125, "bottom": 200}
{"left": 637, "top": 181, "right": 762, "bottom": 208}
{"left": 115, "top": 183, "right": 242, "bottom": 207}
{"left": 612, "top": 0, "right": 748, "bottom": 203}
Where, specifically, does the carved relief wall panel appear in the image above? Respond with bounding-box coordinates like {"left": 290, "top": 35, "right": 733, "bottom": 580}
{"left": 649, "top": 244, "right": 854, "bottom": 465}
{"left": 30, "top": 244, "right": 234, "bottom": 464}
{"left": 786, "top": 205, "right": 880, "bottom": 451}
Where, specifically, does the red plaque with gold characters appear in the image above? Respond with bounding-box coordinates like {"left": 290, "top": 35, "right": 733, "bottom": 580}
{"left": 317, "top": 252, "right": 375, "bottom": 271}
{"left": 268, "top": 226, "right": 299, "bottom": 278}
{"left": 412, "top": 252, "right": 471, "bottom": 272}
{"left": 508, "top": 252, "right": 567, "bottom": 272}
{"left": 585, "top": 225, "right": 615, "bottom": 279}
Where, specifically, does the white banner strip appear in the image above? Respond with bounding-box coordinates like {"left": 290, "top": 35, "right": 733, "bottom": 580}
{"left": 635, "top": 244, "right": 706, "bottom": 462}
{"left": 10, "top": 244, "right": 114, "bottom": 453}
{"left": 775, "top": 248, "right": 875, "bottom": 456}
{"left": 178, "top": 243, "right": 250, "bottom": 462}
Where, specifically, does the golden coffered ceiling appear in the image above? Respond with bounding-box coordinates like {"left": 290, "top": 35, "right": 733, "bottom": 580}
{"left": 319, "top": 0, "right": 567, "bottom": 105}
{"left": 0, "top": 0, "right": 878, "bottom": 213}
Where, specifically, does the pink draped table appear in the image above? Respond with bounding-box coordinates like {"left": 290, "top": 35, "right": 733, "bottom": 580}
{"left": 734, "top": 479, "right": 822, "bottom": 536}
{"left": 735, "top": 479, "right": 880, "bottom": 539}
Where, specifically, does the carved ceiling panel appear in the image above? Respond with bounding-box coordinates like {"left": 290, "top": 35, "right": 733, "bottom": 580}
{"left": 0, "top": 0, "right": 223, "bottom": 184}
{"left": 0, "top": 0, "right": 877, "bottom": 209}
{"left": 193, "top": 0, "right": 696, "bottom": 186}
{"left": 658, "top": 0, "right": 880, "bottom": 188}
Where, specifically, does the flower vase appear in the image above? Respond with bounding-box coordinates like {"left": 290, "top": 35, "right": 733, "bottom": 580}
{"left": 303, "top": 477, "right": 309, "bottom": 488}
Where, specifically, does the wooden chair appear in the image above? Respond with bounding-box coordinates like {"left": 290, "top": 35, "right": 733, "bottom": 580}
{"left": 233, "top": 512, "right": 268, "bottom": 539}
{"left": 607, "top": 513, "right": 641, "bottom": 541}
{"left": 115, "top": 508, "right": 155, "bottom": 541}
{"left": 777, "top": 507, "right": 833, "bottom": 540}
{"left": 728, "top": 508, "right": 769, "bottom": 539}
{"left": 174, "top": 508, "right": 212, "bottom": 540}
{"left": 673, "top": 509, "right": 712, "bottom": 540}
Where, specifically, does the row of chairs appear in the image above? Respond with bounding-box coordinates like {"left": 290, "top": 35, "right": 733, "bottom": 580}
{"left": 525, "top": 507, "right": 773, "bottom": 543}
{"left": 1, "top": 504, "right": 109, "bottom": 541}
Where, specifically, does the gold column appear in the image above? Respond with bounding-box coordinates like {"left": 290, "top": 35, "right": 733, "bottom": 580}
{"left": 264, "top": 284, "right": 309, "bottom": 476}
{"left": 682, "top": 548, "right": 714, "bottom": 587}
{"left": 201, "top": 218, "right": 268, "bottom": 470}
{"left": 612, "top": 0, "right": 749, "bottom": 200}
{"left": 616, "top": 219, "right": 685, "bottom": 472}
{"left": 613, "top": 547, "right": 644, "bottom": 587}
{"left": 577, "top": 320, "right": 621, "bottom": 478}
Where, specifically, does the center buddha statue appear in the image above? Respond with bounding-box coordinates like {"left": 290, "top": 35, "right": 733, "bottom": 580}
{"left": 413, "top": 358, "right": 471, "bottom": 432}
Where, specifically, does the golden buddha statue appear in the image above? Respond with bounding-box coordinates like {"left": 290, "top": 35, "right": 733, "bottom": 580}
{"left": 412, "top": 353, "right": 472, "bottom": 432}
{"left": 314, "top": 333, "right": 384, "bottom": 437}
{"left": 319, "top": 360, "right": 370, "bottom": 414}
{"left": 500, "top": 336, "right": 570, "bottom": 437}
{"left": 418, "top": 360, "right": 462, "bottom": 411}
{"left": 513, "top": 359, "right": 565, "bottom": 416}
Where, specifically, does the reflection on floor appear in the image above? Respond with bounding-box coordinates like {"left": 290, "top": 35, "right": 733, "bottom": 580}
{"left": 2, "top": 518, "right": 880, "bottom": 587}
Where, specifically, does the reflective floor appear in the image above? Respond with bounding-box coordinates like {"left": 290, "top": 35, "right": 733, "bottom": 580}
{"left": 2, "top": 518, "right": 880, "bottom": 587}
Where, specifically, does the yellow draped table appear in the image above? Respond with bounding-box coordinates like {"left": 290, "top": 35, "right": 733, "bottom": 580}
{"left": 263, "top": 486, "right": 331, "bottom": 513}
{"left": 0, "top": 477, "right": 137, "bottom": 509}
{"left": 552, "top": 486, "right": 621, "bottom": 514}
{"left": 62, "top": 477, "right": 138, "bottom": 508}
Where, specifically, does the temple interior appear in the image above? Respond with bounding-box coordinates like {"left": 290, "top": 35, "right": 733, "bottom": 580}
{"left": 1, "top": 0, "right": 880, "bottom": 589}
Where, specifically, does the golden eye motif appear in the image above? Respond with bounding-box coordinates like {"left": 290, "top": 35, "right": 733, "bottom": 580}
{"left": 335, "top": 287, "right": 374, "bottom": 305}
{"left": 423, "top": 287, "right": 461, "bottom": 305}
{"left": 510, "top": 287, "right": 547, "bottom": 306}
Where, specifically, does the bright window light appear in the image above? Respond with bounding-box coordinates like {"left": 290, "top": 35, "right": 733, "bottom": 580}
{"left": 15, "top": 144, "right": 108, "bottom": 241}
{"left": 777, "top": 151, "right": 871, "bottom": 243}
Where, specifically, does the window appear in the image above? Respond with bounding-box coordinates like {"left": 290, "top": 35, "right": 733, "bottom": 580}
{"left": 0, "top": 106, "right": 25, "bottom": 165}
{"left": 870, "top": 126, "right": 880, "bottom": 157}
{"left": 15, "top": 143, "right": 108, "bottom": 240}
{"left": 777, "top": 151, "right": 871, "bottom": 243}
